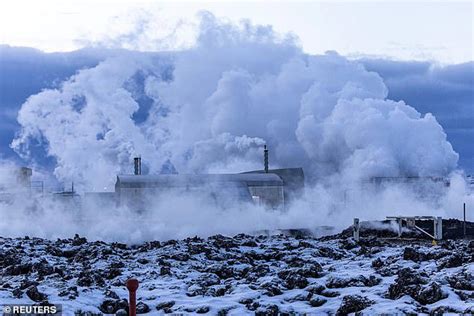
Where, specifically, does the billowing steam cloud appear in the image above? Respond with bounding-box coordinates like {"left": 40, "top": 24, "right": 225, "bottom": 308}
{"left": 11, "top": 13, "right": 458, "bottom": 191}
{"left": 1, "top": 13, "right": 470, "bottom": 242}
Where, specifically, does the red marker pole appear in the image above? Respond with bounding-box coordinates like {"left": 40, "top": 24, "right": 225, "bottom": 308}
{"left": 126, "top": 278, "right": 139, "bottom": 316}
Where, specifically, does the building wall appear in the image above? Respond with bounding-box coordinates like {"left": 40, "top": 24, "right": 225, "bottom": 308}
{"left": 248, "top": 185, "right": 284, "bottom": 209}
{"left": 116, "top": 183, "right": 285, "bottom": 211}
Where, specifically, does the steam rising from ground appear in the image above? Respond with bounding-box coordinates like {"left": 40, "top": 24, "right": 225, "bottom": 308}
{"left": 1, "top": 13, "right": 471, "bottom": 242}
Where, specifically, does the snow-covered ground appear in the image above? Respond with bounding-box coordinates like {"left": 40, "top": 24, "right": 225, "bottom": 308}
{"left": 1, "top": 229, "right": 473, "bottom": 315}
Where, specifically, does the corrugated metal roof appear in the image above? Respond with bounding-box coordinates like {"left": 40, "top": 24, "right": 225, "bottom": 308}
{"left": 116, "top": 173, "right": 283, "bottom": 188}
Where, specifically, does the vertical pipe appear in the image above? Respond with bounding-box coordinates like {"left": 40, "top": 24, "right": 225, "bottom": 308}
{"left": 134, "top": 157, "right": 141, "bottom": 175}
{"left": 126, "top": 279, "right": 139, "bottom": 316}
{"left": 463, "top": 202, "right": 466, "bottom": 238}
{"left": 264, "top": 145, "right": 269, "bottom": 173}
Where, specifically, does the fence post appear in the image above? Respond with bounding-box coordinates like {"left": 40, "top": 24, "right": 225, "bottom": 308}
{"left": 464, "top": 203, "right": 466, "bottom": 238}
{"left": 434, "top": 217, "right": 443, "bottom": 240}
{"left": 353, "top": 218, "right": 360, "bottom": 241}
{"left": 126, "top": 278, "right": 139, "bottom": 316}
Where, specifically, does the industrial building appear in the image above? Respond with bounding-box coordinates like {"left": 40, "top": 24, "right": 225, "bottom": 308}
{"left": 364, "top": 176, "right": 451, "bottom": 201}
{"left": 114, "top": 146, "right": 304, "bottom": 211}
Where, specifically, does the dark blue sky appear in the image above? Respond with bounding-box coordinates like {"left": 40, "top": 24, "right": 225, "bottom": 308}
{"left": 1, "top": 46, "right": 473, "bottom": 173}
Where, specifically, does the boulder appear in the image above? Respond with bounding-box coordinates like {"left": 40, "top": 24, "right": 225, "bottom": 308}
{"left": 336, "top": 295, "right": 373, "bottom": 315}
{"left": 414, "top": 282, "right": 446, "bottom": 304}
{"left": 99, "top": 299, "right": 128, "bottom": 314}
{"left": 26, "top": 285, "right": 47, "bottom": 302}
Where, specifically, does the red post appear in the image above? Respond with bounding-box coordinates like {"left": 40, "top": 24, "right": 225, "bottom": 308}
{"left": 126, "top": 278, "right": 139, "bottom": 316}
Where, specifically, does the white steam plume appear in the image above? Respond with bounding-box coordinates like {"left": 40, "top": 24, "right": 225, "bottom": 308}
{"left": 11, "top": 13, "right": 458, "bottom": 191}
{"left": 1, "top": 12, "right": 469, "bottom": 242}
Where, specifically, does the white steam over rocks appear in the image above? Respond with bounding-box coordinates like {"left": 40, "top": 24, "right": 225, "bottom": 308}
{"left": 10, "top": 13, "right": 458, "bottom": 191}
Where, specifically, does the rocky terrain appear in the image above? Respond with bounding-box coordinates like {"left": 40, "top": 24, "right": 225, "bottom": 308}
{"left": 1, "top": 223, "right": 473, "bottom": 315}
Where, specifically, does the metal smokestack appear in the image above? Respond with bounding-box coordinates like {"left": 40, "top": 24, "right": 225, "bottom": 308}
{"left": 134, "top": 157, "right": 141, "bottom": 175}
{"left": 264, "top": 145, "right": 269, "bottom": 173}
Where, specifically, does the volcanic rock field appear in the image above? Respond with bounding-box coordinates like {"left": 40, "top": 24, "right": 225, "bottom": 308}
{"left": 1, "top": 223, "right": 473, "bottom": 315}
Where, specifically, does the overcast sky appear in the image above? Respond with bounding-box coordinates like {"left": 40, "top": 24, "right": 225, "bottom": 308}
{"left": 1, "top": 0, "right": 472, "bottom": 63}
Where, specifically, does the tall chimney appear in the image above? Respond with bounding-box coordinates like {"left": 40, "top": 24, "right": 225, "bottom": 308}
{"left": 264, "top": 145, "right": 269, "bottom": 173}
{"left": 134, "top": 157, "right": 141, "bottom": 175}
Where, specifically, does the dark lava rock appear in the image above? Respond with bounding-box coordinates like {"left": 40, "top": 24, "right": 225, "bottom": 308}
{"left": 206, "top": 264, "right": 234, "bottom": 279}
{"left": 309, "top": 297, "right": 327, "bottom": 307}
{"left": 32, "top": 259, "right": 54, "bottom": 276}
{"left": 306, "top": 284, "right": 339, "bottom": 297}
{"left": 160, "top": 266, "right": 171, "bottom": 276}
{"left": 285, "top": 292, "right": 312, "bottom": 303}
{"left": 246, "top": 264, "right": 270, "bottom": 280}
{"left": 414, "top": 282, "right": 446, "bottom": 305}
{"left": 336, "top": 295, "right": 373, "bottom": 315}
{"left": 447, "top": 270, "right": 474, "bottom": 290}
{"left": 371, "top": 258, "right": 384, "bottom": 268}
{"left": 186, "top": 284, "right": 205, "bottom": 297}
{"left": 156, "top": 301, "right": 175, "bottom": 310}
{"left": 387, "top": 269, "right": 446, "bottom": 304}
{"left": 217, "top": 307, "right": 233, "bottom": 316}
{"left": 104, "top": 289, "right": 119, "bottom": 299}
{"left": 238, "top": 298, "right": 254, "bottom": 305}
{"left": 340, "top": 238, "right": 358, "bottom": 250}
{"left": 59, "top": 286, "right": 79, "bottom": 299}
{"left": 111, "top": 242, "right": 128, "bottom": 250}
{"left": 282, "top": 272, "right": 308, "bottom": 290}
{"left": 146, "top": 240, "right": 161, "bottom": 250}
{"left": 246, "top": 301, "right": 261, "bottom": 311}
{"left": 5, "top": 263, "right": 33, "bottom": 276}
{"left": 20, "top": 279, "right": 39, "bottom": 290}
{"left": 403, "top": 247, "right": 427, "bottom": 262}
{"left": 209, "top": 234, "right": 238, "bottom": 249}
{"left": 256, "top": 304, "right": 279, "bottom": 316}
{"left": 437, "top": 253, "right": 463, "bottom": 269}
{"left": 196, "top": 306, "right": 210, "bottom": 314}
{"left": 99, "top": 299, "right": 128, "bottom": 314}
{"left": 0, "top": 249, "right": 21, "bottom": 268}
{"left": 260, "top": 279, "right": 283, "bottom": 296}
{"left": 26, "top": 285, "right": 47, "bottom": 302}
{"left": 136, "top": 302, "right": 150, "bottom": 314}
{"left": 72, "top": 234, "right": 87, "bottom": 246}
{"left": 320, "top": 290, "right": 340, "bottom": 298}
{"left": 241, "top": 240, "right": 258, "bottom": 247}
{"left": 387, "top": 268, "right": 428, "bottom": 300}
{"left": 326, "top": 275, "right": 381, "bottom": 288}
{"left": 430, "top": 306, "right": 463, "bottom": 315}
{"left": 116, "top": 310, "right": 127, "bottom": 316}
{"left": 103, "top": 267, "right": 122, "bottom": 279}
{"left": 195, "top": 273, "right": 221, "bottom": 287}
{"left": 12, "top": 288, "right": 23, "bottom": 298}
{"left": 77, "top": 270, "right": 105, "bottom": 287}
{"left": 317, "top": 246, "right": 344, "bottom": 260}
{"left": 455, "top": 290, "right": 474, "bottom": 301}
{"left": 209, "top": 285, "right": 227, "bottom": 297}
{"left": 187, "top": 243, "right": 212, "bottom": 255}
{"left": 171, "top": 253, "right": 190, "bottom": 261}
